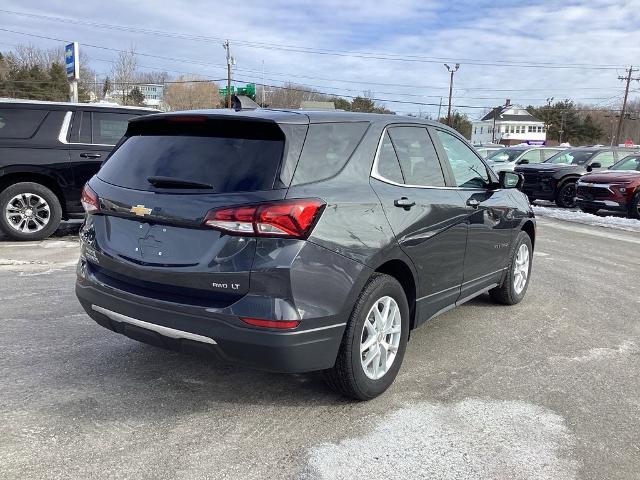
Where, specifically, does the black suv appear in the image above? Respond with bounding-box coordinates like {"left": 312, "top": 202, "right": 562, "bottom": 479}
{"left": 76, "top": 110, "right": 535, "bottom": 399}
{"left": 515, "top": 147, "right": 638, "bottom": 208}
{"left": 0, "top": 100, "right": 156, "bottom": 240}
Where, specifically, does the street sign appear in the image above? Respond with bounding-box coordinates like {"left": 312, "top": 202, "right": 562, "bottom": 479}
{"left": 65, "top": 42, "right": 79, "bottom": 81}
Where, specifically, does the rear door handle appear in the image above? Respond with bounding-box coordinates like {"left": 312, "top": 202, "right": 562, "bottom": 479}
{"left": 80, "top": 153, "right": 101, "bottom": 159}
{"left": 466, "top": 198, "right": 480, "bottom": 209}
{"left": 394, "top": 197, "right": 415, "bottom": 210}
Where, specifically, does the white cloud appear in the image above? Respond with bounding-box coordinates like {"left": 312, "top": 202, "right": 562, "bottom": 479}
{"left": 1, "top": 0, "right": 639, "bottom": 117}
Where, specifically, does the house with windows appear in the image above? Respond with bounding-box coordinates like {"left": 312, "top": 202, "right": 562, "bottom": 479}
{"left": 471, "top": 100, "right": 546, "bottom": 146}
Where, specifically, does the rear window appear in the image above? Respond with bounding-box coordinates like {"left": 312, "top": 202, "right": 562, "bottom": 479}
{"left": 98, "top": 120, "right": 286, "bottom": 193}
{"left": 0, "top": 108, "right": 48, "bottom": 139}
{"left": 291, "top": 122, "right": 368, "bottom": 185}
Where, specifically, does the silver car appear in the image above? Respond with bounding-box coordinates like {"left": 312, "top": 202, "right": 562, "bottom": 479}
{"left": 487, "top": 146, "right": 564, "bottom": 172}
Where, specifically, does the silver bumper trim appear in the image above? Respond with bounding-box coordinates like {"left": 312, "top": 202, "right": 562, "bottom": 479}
{"left": 91, "top": 305, "right": 217, "bottom": 345}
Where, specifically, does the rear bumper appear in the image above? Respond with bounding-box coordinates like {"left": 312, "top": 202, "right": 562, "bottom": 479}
{"left": 76, "top": 275, "right": 346, "bottom": 374}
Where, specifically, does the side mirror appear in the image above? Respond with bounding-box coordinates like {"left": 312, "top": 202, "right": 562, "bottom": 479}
{"left": 590, "top": 161, "right": 601, "bottom": 169}
{"left": 499, "top": 171, "right": 523, "bottom": 190}
{"left": 519, "top": 158, "right": 530, "bottom": 165}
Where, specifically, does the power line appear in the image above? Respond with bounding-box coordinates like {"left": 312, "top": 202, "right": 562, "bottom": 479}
{"left": 0, "top": 27, "right": 625, "bottom": 97}
{"left": 0, "top": 9, "right": 627, "bottom": 70}
{"left": 615, "top": 66, "right": 640, "bottom": 145}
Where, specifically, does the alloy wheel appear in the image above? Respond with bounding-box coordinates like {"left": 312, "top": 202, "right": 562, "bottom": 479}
{"left": 513, "top": 243, "right": 530, "bottom": 294}
{"left": 4, "top": 193, "right": 51, "bottom": 234}
{"left": 562, "top": 185, "right": 576, "bottom": 208}
{"left": 360, "top": 296, "right": 402, "bottom": 380}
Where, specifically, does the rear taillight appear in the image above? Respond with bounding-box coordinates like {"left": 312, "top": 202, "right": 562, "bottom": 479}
{"left": 81, "top": 185, "right": 99, "bottom": 213}
{"left": 241, "top": 317, "right": 300, "bottom": 329}
{"left": 203, "top": 199, "right": 325, "bottom": 238}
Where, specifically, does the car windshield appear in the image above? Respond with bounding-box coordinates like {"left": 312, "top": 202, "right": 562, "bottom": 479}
{"left": 487, "top": 148, "right": 525, "bottom": 163}
{"left": 545, "top": 150, "right": 595, "bottom": 165}
{"left": 610, "top": 155, "right": 640, "bottom": 171}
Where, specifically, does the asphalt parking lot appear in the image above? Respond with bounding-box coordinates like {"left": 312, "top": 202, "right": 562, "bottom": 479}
{"left": 1, "top": 216, "right": 639, "bottom": 480}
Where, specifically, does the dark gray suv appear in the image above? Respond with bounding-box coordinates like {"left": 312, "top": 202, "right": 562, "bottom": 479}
{"left": 75, "top": 110, "right": 535, "bottom": 400}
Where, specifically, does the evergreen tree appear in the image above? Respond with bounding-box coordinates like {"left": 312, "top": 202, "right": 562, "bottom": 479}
{"left": 128, "top": 86, "right": 145, "bottom": 106}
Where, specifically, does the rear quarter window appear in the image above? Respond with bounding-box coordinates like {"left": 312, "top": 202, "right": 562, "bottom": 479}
{"left": 0, "top": 108, "right": 48, "bottom": 139}
{"left": 291, "top": 122, "right": 369, "bottom": 185}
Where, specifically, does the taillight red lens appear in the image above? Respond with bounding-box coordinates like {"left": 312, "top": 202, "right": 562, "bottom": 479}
{"left": 241, "top": 317, "right": 300, "bottom": 329}
{"left": 81, "top": 185, "right": 99, "bottom": 213}
{"left": 203, "top": 199, "right": 325, "bottom": 238}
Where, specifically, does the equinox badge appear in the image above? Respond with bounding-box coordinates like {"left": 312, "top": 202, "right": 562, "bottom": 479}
{"left": 130, "top": 205, "right": 152, "bottom": 217}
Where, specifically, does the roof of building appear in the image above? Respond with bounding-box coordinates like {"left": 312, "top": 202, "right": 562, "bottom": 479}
{"left": 480, "top": 106, "right": 542, "bottom": 123}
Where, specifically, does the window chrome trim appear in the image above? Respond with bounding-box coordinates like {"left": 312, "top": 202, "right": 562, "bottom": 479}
{"left": 371, "top": 126, "right": 496, "bottom": 192}
{"left": 58, "top": 111, "right": 72, "bottom": 144}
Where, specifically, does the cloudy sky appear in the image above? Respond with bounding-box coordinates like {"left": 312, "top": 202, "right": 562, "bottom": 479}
{"left": 1, "top": 0, "right": 639, "bottom": 118}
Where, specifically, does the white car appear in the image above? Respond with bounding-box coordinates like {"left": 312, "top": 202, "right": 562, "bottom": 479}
{"left": 487, "top": 146, "right": 565, "bottom": 172}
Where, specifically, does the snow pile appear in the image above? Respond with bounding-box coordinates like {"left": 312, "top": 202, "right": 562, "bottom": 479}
{"left": 305, "top": 399, "right": 577, "bottom": 480}
{"left": 533, "top": 206, "right": 640, "bottom": 233}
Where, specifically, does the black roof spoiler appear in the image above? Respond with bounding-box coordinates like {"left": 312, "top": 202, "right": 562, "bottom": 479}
{"left": 232, "top": 95, "right": 260, "bottom": 111}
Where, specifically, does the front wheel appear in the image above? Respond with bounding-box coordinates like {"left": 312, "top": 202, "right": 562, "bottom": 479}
{"left": 324, "top": 273, "right": 409, "bottom": 400}
{"left": 489, "top": 231, "right": 533, "bottom": 305}
{"left": 555, "top": 181, "right": 577, "bottom": 208}
{"left": 0, "top": 182, "right": 62, "bottom": 241}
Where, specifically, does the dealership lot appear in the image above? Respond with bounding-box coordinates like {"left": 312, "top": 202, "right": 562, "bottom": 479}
{"left": 1, "top": 216, "right": 639, "bottom": 480}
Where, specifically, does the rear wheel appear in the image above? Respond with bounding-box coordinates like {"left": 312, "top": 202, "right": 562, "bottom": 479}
{"left": 324, "top": 273, "right": 409, "bottom": 400}
{"left": 0, "top": 182, "right": 62, "bottom": 241}
{"left": 489, "top": 231, "right": 533, "bottom": 305}
{"left": 630, "top": 192, "right": 640, "bottom": 220}
{"left": 579, "top": 206, "right": 599, "bottom": 215}
{"left": 555, "top": 181, "right": 577, "bottom": 208}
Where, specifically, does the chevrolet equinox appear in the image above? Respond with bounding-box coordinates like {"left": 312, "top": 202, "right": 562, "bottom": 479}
{"left": 75, "top": 110, "right": 535, "bottom": 400}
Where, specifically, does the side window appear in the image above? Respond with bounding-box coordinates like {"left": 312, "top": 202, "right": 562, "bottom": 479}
{"left": 593, "top": 151, "right": 615, "bottom": 168}
{"left": 376, "top": 132, "right": 404, "bottom": 184}
{"left": 292, "top": 122, "right": 368, "bottom": 185}
{"left": 0, "top": 108, "right": 48, "bottom": 139}
{"left": 520, "top": 149, "right": 542, "bottom": 163}
{"left": 387, "top": 127, "right": 445, "bottom": 187}
{"left": 91, "top": 112, "right": 138, "bottom": 145}
{"left": 542, "top": 149, "right": 560, "bottom": 160}
{"left": 435, "top": 129, "right": 490, "bottom": 188}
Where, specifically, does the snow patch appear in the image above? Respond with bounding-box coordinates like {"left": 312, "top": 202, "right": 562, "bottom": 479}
{"left": 533, "top": 206, "right": 640, "bottom": 233}
{"left": 560, "top": 341, "right": 639, "bottom": 363}
{"left": 304, "top": 399, "right": 577, "bottom": 480}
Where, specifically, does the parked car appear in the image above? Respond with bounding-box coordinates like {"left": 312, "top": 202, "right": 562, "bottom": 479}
{"left": 515, "top": 147, "right": 638, "bottom": 208}
{"left": 576, "top": 154, "right": 640, "bottom": 218}
{"left": 486, "top": 146, "right": 564, "bottom": 173}
{"left": 475, "top": 144, "right": 503, "bottom": 158}
{"left": 75, "top": 109, "right": 536, "bottom": 400}
{"left": 0, "top": 99, "right": 157, "bottom": 240}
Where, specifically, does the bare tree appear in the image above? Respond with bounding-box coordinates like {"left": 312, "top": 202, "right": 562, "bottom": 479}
{"left": 164, "top": 77, "right": 220, "bottom": 111}
{"left": 111, "top": 47, "right": 138, "bottom": 105}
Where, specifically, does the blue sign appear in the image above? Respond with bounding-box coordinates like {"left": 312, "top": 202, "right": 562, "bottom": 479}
{"left": 65, "top": 42, "right": 79, "bottom": 80}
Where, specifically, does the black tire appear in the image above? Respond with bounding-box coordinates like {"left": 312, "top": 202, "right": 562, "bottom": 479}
{"left": 555, "top": 181, "right": 577, "bottom": 208}
{"left": 630, "top": 192, "right": 640, "bottom": 220}
{"left": 324, "top": 273, "right": 410, "bottom": 401}
{"left": 0, "top": 182, "right": 62, "bottom": 241}
{"left": 489, "top": 231, "right": 533, "bottom": 305}
{"left": 579, "top": 206, "right": 599, "bottom": 215}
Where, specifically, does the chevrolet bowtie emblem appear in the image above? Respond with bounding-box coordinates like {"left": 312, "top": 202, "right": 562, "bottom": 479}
{"left": 130, "top": 205, "right": 152, "bottom": 217}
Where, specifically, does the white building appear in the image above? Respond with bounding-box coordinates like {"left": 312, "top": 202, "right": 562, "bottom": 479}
{"left": 471, "top": 100, "right": 547, "bottom": 146}
{"left": 106, "top": 83, "right": 164, "bottom": 108}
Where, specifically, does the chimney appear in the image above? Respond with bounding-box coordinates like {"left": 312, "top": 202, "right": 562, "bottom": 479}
{"left": 505, "top": 98, "right": 511, "bottom": 107}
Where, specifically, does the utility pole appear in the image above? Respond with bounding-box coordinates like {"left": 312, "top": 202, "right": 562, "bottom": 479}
{"left": 261, "top": 60, "right": 265, "bottom": 107}
{"left": 615, "top": 66, "right": 640, "bottom": 146}
{"left": 558, "top": 111, "right": 566, "bottom": 144}
{"left": 444, "top": 63, "right": 460, "bottom": 126}
{"left": 437, "top": 97, "right": 443, "bottom": 121}
{"left": 544, "top": 97, "right": 553, "bottom": 142}
{"left": 223, "top": 40, "right": 232, "bottom": 108}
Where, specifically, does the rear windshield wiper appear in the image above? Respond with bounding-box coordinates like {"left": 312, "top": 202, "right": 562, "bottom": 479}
{"left": 147, "top": 176, "right": 213, "bottom": 189}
